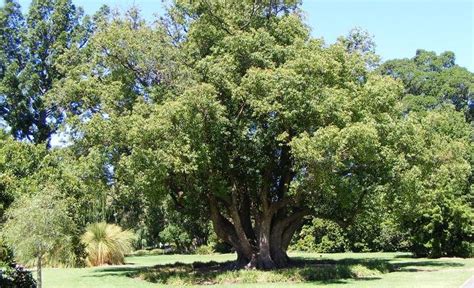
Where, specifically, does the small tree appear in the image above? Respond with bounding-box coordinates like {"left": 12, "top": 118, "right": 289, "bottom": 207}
{"left": 1, "top": 187, "right": 76, "bottom": 288}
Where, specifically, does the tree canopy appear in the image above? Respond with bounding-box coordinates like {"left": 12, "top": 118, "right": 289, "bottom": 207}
{"left": 0, "top": 0, "right": 472, "bottom": 271}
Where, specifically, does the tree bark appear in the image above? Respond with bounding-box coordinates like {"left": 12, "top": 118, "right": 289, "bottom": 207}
{"left": 229, "top": 187, "right": 254, "bottom": 261}
{"left": 256, "top": 211, "right": 276, "bottom": 269}
{"left": 208, "top": 191, "right": 307, "bottom": 270}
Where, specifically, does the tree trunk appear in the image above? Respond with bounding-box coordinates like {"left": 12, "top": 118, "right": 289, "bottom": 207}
{"left": 256, "top": 212, "right": 276, "bottom": 269}
{"left": 37, "top": 255, "right": 42, "bottom": 288}
{"left": 208, "top": 193, "right": 307, "bottom": 270}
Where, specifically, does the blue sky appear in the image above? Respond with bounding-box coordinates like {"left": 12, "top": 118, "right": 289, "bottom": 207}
{"left": 13, "top": 0, "right": 474, "bottom": 71}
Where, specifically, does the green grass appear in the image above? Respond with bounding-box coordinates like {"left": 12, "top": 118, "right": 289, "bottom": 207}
{"left": 42, "top": 252, "right": 474, "bottom": 288}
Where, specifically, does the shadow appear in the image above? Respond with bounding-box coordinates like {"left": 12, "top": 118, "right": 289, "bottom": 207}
{"left": 87, "top": 255, "right": 465, "bottom": 285}
{"left": 391, "top": 260, "right": 464, "bottom": 272}
{"left": 83, "top": 266, "right": 144, "bottom": 278}
{"left": 120, "top": 258, "right": 392, "bottom": 285}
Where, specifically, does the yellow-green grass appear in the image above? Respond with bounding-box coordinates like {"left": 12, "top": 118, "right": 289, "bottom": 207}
{"left": 42, "top": 252, "right": 474, "bottom": 288}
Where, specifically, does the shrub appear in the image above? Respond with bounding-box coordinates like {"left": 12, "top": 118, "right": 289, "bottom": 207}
{"left": 129, "top": 248, "right": 165, "bottom": 256}
{"left": 195, "top": 245, "right": 214, "bottom": 255}
{"left": 290, "top": 218, "right": 347, "bottom": 253}
{"left": 159, "top": 224, "right": 193, "bottom": 253}
{"left": 81, "top": 222, "right": 135, "bottom": 266}
{"left": 0, "top": 262, "right": 37, "bottom": 288}
{"left": 0, "top": 241, "right": 36, "bottom": 288}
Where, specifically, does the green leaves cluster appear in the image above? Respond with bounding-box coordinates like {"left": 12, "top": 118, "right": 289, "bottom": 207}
{"left": 386, "top": 108, "right": 473, "bottom": 257}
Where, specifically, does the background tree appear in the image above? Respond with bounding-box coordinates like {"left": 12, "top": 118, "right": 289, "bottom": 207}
{"left": 0, "top": 0, "right": 93, "bottom": 145}
{"left": 1, "top": 187, "right": 76, "bottom": 288}
{"left": 386, "top": 107, "right": 473, "bottom": 257}
{"left": 378, "top": 49, "right": 474, "bottom": 121}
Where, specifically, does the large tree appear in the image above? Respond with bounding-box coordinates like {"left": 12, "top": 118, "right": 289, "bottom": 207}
{"left": 51, "top": 0, "right": 408, "bottom": 268}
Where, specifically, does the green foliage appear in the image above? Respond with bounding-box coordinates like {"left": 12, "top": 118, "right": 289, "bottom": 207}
{"left": 159, "top": 224, "right": 193, "bottom": 253}
{"left": 378, "top": 49, "right": 474, "bottom": 121}
{"left": 0, "top": 0, "right": 93, "bottom": 144}
{"left": 0, "top": 131, "right": 46, "bottom": 219}
{"left": 1, "top": 187, "right": 76, "bottom": 266}
{"left": 386, "top": 108, "right": 473, "bottom": 257}
{"left": 129, "top": 248, "right": 165, "bottom": 257}
{"left": 81, "top": 222, "right": 135, "bottom": 266}
{"left": 207, "top": 229, "right": 232, "bottom": 254}
{"left": 291, "top": 218, "right": 348, "bottom": 253}
{"left": 1, "top": 240, "right": 36, "bottom": 287}
{"left": 345, "top": 213, "right": 410, "bottom": 253}
{"left": 0, "top": 262, "right": 37, "bottom": 288}
{"left": 194, "top": 245, "right": 215, "bottom": 255}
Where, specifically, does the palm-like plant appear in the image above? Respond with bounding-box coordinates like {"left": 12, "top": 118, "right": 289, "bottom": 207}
{"left": 81, "top": 222, "right": 135, "bottom": 266}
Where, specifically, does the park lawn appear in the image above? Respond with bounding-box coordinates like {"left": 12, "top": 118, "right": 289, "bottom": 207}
{"left": 42, "top": 252, "right": 474, "bottom": 288}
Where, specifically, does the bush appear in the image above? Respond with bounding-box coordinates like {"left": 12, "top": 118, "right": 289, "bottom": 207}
{"left": 0, "top": 241, "right": 36, "bottom": 287}
{"left": 129, "top": 248, "right": 165, "bottom": 256}
{"left": 0, "top": 262, "right": 37, "bottom": 288}
{"left": 194, "top": 245, "right": 214, "bottom": 255}
{"left": 159, "top": 224, "right": 193, "bottom": 253}
{"left": 408, "top": 204, "right": 473, "bottom": 258}
{"left": 290, "top": 218, "right": 347, "bottom": 253}
{"left": 81, "top": 222, "right": 135, "bottom": 266}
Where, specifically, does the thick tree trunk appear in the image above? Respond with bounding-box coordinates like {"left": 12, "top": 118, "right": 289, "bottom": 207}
{"left": 208, "top": 191, "right": 307, "bottom": 270}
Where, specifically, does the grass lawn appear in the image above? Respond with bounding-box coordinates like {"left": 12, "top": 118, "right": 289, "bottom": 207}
{"left": 42, "top": 252, "right": 474, "bottom": 288}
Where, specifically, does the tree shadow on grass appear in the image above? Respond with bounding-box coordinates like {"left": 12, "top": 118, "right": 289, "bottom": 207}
{"left": 86, "top": 256, "right": 465, "bottom": 285}
{"left": 123, "top": 258, "right": 388, "bottom": 285}
{"left": 390, "top": 260, "right": 464, "bottom": 272}
{"left": 83, "top": 266, "right": 144, "bottom": 278}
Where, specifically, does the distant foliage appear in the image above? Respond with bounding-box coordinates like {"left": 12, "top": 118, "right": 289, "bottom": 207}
{"left": 386, "top": 108, "right": 473, "bottom": 258}
{"left": 81, "top": 222, "right": 135, "bottom": 266}
{"left": 159, "top": 224, "right": 193, "bottom": 253}
{"left": 378, "top": 49, "right": 474, "bottom": 121}
{"left": 194, "top": 245, "right": 214, "bottom": 255}
{"left": 208, "top": 230, "right": 233, "bottom": 254}
{"left": 290, "top": 219, "right": 347, "bottom": 253}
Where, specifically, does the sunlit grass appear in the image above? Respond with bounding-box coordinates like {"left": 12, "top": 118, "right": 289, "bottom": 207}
{"left": 42, "top": 252, "right": 474, "bottom": 288}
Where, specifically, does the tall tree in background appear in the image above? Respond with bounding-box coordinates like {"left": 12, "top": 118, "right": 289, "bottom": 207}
{"left": 378, "top": 49, "right": 474, "bottom": 121}
{"left": 0, "top": 0, "right": 93, "bottom": 145}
